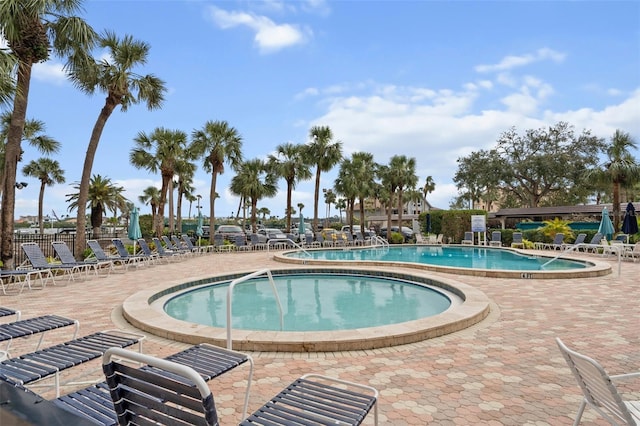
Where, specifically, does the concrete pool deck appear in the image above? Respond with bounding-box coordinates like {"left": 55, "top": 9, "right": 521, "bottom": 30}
{"left": 1, "top": 248, "right": 638, "bottom": 425}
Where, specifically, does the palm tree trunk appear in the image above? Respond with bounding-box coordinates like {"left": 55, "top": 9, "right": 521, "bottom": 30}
{"left": 613, "top": 180, "right": 621, "bottom": 231}
{"left": 285, "top": 180, "right": 293, "bottom": 231}
{"left": 74, "top": 98, "right": 118, "bottom": 260}
{"left": 313, "top": 167, "right": 321, "bottom": 230}
{"left": 38, "top": 181, "right": 45, "bottom": 235}
{"left": 359, "top": 197, "right": 366, "bottom": 234}
{"left": 1, "top": 61, "right": 33, "bottom": 269}
{"left": 157, "top": 175, "right": 170, "bottom": 237}
{"left": 210, "top": 172, "right": 218, "bottom": 242}
{"left": 397, "top": 189, "right": 404, "bottom": 226}
{"left": 168, "top": 179, "right": 174, "bottom": 234}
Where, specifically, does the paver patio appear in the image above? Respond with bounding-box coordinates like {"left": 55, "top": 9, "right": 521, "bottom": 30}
{"left": 1, "top": 247, "right": 637, "bottom": 425}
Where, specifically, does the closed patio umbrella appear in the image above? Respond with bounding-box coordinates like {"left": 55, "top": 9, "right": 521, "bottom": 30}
{"left": 299, "top": 213, "right": 305, "bottom": 234}
{"left": 621, "top": 202, "right": 638, "bottom": 235}
{"left": 128, "top": 206, "right": 142, "bottom": 254}
{"left": 196, "top": 211, "right": 204, "bottom": 246}
{"left": 598, "top": 207, "right": 615, "bottom": 241}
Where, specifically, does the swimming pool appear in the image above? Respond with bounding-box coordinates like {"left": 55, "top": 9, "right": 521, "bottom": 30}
{"left": 164, "top": 273, "right": 453, "bottom": 331}
{"left": 277, "top": 246, "right": 609, "bottom": 279}
{"left": 122, "top": 268, "right": 491, "bottom": 351}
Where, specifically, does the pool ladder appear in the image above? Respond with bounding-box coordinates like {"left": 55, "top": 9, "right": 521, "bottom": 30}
{"left": 226, "top": 269, "right": 284, "bottom": 350}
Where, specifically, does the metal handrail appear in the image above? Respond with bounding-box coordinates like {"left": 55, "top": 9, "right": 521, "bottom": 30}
{"left": 541, "top": 243, "right": 622, "bottom": 276}
{"left": 267, "top": 238, "right": 312, "bottom": 257}
{"left": 226, "top": 269, "right": 284, "bottom": 350}
{"left": 370, "top": 235, "right": 389, "bottom": 247}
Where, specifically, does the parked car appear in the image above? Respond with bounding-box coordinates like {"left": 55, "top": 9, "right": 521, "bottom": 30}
{"left": 215, "top": 225, "right": 246, "bottom": 242}
{"left": 257, "top": 228, "right": 288, "bottom": 241}
{"left": 379, "top": 226, "right": 415, "bottom": 242}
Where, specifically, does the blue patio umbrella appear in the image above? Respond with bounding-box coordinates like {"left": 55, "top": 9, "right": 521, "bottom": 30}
{"left": 128, "top": 206, "right": 142, "bottom": 254}
{"left": 196, "top": 211, "right": 204, "bottom": 246}
{"left": 621, "top": 202, "right": 638, "bottom": 235}
{"left": 598, "top": 207, "right": 615, "bottom": 241}
{"left": 299, "top": 212, "right": 305, "bottom": 234}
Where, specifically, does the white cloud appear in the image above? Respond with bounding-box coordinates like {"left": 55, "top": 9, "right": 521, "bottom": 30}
{"left": 304, "top": 81, "right": 638, "bottom": 209}
{"left": 206, "top": 6, "right": 310, "bottom": 53}
{"left": 32, "top": 61, "right": 67, "bottom": 85}
{"left": 475, "top": 48, "right": 566, "bottom": 73}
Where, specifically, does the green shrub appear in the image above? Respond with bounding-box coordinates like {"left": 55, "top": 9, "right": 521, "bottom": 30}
{"left": 389, "top": 232, "right": 405, "bottom": 244}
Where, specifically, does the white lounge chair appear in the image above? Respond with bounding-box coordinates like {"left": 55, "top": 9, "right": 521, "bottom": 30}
{"left": 556, "top": 337, "right": 640, "bottom": 425}
{"left": 623, "top": 242, "right": 640, "bottom": 262}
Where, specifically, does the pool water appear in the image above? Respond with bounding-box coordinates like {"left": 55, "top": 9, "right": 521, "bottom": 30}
{"left": 164, "top": 273, "right": 452, "bottom": 331}
{"left": 287, "top": 246, "right": 588, "bottom": 271}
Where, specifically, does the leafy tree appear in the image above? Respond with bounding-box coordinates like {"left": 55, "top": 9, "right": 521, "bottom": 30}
{"left": 455, "top": 122, "right": 604, "bottom": 210}
{"left": 66, "top": 175, "right": 125, "bottom": 238}
{"left": 130, "top": 128, "right": 188, "bottom": 237}
{"left": 454, "top": 150, "right": 507, "bottom": 210}
{"left": 0, "top": 0, "right": 96, "bottom": 268}
{"left": 191, "top": 120, "right": 243, "bottom": 239}
{"left": 584, "top": 129, "right": 640, "bottom": 230}
{"left": 230, "top": 159, "right": 277, "bottom": 232}
{"left": 67, "top": 31, "right": 166, "bottom": 257}
{"left": 305, "top": 126, "right": 342, "bottom": 231}
{"left": 21, "top": 157, "right": 65, "bottom": 234}
{"left": 268, "top": 142, "right": 312, "bottom": 231}
{"left": 0, "top": 112, "right": 61, "bottom": 199}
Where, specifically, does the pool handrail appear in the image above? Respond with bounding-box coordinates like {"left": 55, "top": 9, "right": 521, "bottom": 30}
{"left": 226, "top": 269, "right": 284, "bottom": 350}
{"left": 541, "top": 243, "right": 622, "bottom": 276}
{"left": 370, "top": 235, "right": 389, "bottom": 247}
{"left": 267, "top": 238, "right": 312, "bottom": 257}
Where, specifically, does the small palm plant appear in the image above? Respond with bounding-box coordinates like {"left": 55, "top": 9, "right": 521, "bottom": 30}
{"left": 540, "top": 218, "right": 575, "bottom": 242}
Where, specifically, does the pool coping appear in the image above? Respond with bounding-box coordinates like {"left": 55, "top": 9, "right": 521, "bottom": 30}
{"left": 273, "top": 245, "right": 611, "bottom": 279}
{"left": 121, "top": 266, "right": 491, "bottom": 352}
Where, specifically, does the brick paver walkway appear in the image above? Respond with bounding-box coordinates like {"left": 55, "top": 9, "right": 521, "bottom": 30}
{"left": 1, "top": 248, "right": 638, "bottom": 425}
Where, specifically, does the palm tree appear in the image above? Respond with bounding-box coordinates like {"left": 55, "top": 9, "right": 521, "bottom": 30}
{"left": 585, "top": 130, "right": 640, "bottom": 230}
{"left": 351, "top": 152, "right": 378, "bottom": 235}
{"left": 66, "top": 175, "right": 125, "bottom": 238}
{"left": 175, "top": 164, "right": 196, "bottom": 232}
{"left": 139, "top": 186, "right": 161, "bottom": 229}
{"left": 257, "top": 207, "right": 271, "bottom": 221}
{"left": 0, "top": 0, "right": 96, "bottom": 268}
{"left": 305, "top": 126, "right": 343, "bottom": 231}
{"left": 130, "top": 128, "right": 188, "bottom": 237}
{"left": 0, "top": 112, "right": 62, "bottom": 199}
{"left": 191, "top": 120, "right": 243, "bottom": 240}
{"left": 0, "top": 55, "right": 16, "bottom": 107}
{"left": 386, "top": 155, "right": 418, "bottom": 227}
{"left": 230, "top": 159, "right": 277, "bottom": 233}
{"left": 268, "top": 142, "right": 312, "bottom": 231}
{"left": 21, "top": 158, "right": 65, "bottom": 234}
{"left": 422, "top": 176, "right": 435, "bottom": 207}
{"left": 67, "top": 31, "right": 166, "bottom": 258}
{"left": 335, "top": 159, "right": 358, "bottom": 231}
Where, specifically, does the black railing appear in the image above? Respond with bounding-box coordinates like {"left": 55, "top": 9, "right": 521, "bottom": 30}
{"left": 12, "top": 232, "right": 126, "bottom": 266}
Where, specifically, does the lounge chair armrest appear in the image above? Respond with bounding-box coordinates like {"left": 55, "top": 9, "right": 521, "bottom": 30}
{"left": 610, "top": 372, "right": 640, "bottom": 381}
{"left": 300, "top": 373, "right": 379, "bottom": 398}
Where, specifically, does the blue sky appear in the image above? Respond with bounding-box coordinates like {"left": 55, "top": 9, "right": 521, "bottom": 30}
{"left": 7, "top": 0, "right": 640, "bottom": 221}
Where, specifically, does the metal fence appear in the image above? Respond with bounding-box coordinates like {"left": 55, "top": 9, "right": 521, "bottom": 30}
{"left": 12, "top": 232, "right": 127, "bottom": 265}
